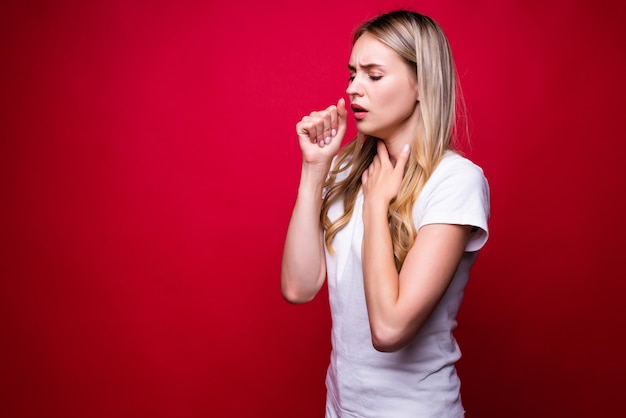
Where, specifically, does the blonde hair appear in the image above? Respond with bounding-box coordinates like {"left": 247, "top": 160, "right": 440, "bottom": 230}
{"left": 321, "top": 10, "right": 460, "bottom": 271}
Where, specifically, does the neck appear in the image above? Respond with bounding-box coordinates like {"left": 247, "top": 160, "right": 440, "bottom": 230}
{"left": 379, "top": 124, "right": 418, "bottom": 166}
{"left": 385, "top": 141, "right": 408, "bottom": 166}
{"left": 379, "top": 105, "right": 421, "bottom": 165}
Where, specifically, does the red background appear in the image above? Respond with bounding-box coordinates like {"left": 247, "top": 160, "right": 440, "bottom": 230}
{"left": 2, "top": 1, "right": 625, "bottom": 417}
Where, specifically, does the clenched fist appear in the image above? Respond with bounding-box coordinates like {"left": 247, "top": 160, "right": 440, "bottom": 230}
{"left": 296, "top": 98, "right": 347, "bottom": 166}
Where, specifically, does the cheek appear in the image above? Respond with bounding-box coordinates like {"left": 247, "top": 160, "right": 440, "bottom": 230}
{"left": 380, "top": 86, "right": 416, "bottom": 113}
{"left": 386, "top": 79, "right": 415, "bottom": 104}
{"left": 376, "top": 85, "right": 403, "bottom": 109}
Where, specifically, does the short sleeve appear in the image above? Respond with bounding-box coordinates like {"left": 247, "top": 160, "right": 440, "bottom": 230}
{"left": 416, "top": 154, "right": 490, "bottom": 252}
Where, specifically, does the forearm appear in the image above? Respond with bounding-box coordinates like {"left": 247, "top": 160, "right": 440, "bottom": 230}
{"left": 281, "top": 164, "right": 329, "bottom": 303}
{"left": 361, "top": 204, "right": 405, "bottom": 346}
{"left": 363, "top": 205, "right": 472, "bottom": 351}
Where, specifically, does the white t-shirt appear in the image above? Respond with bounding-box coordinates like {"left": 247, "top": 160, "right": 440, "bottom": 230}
{"left": 324, "top": 151, "right": 490, "bottom": 418}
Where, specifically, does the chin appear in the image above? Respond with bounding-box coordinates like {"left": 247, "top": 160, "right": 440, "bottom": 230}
{"left": 356, "top": 125, "right": 379, "bottom": 139}
{"left": 359, "top": 130, "right": 385, "bottom": 141}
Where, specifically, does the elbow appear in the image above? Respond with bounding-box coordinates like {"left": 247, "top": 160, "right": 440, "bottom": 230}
{"left": 370, "top": 323, "right": 414, "bottom": 353}
{"left": 371, "top": 335, "right": 408, "bottom": 353}
{"left": 281, "top": 285, "right": 315, "bottom": 304}
{"left": 280, "top": 273, "right": 317, "bottom": 304}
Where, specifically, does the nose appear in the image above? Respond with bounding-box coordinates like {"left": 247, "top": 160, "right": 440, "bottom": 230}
{"left": 346, "top": 77, "right": 363, "bottom": 97}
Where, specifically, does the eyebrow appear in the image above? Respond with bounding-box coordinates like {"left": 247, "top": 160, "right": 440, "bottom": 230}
{"left": 347, "top": 63, "right": 385, "bottom": 71}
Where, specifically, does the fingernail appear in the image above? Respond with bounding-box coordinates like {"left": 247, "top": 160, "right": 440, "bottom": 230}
{"left": 331, "top": 129, "right": 337, "bottom": 137}
{"left": 402, "top": 144, "right": 410, "bottom": 153}
{"left": 324, "top": 137, "right": 331, "bottom": 145}
{"left": 313, "top": 138, "right": 317, "bottom": 143}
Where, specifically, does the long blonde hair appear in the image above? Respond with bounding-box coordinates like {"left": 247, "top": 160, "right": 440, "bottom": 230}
{"left": 321, "top": 10, "right": 460, "bottom": 271}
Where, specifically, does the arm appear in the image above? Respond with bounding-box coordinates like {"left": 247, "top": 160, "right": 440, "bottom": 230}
{"left": 281, "top": 98, "right": 347, "bottom": 303}
{"left": 362, "top": 221, "right": 470, "bottom": 351}
{"left": 360, "top": 141, "right": 471, "bottom": 351}
{"left": 281, "top": 164, "right": 329, "bottom": 303}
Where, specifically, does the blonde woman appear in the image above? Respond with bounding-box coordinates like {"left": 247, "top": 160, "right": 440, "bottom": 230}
{"left": 281, "top": 10, "right": 490, "bottom": 417}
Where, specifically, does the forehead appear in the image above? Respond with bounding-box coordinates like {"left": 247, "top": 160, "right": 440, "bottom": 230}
{"left": 348, "top": 32, "right": 402, "bottom": 67}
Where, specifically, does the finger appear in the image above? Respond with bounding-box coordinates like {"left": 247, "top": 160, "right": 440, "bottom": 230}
{"left": 376, "top": 140, "right": 390, "bottom": 165}
{"left": 337, "top": 98, "right": 347, "bottom": 136}
{"left": 369, "top": 162, "right": 376, "bottom": 175}
{"left": 371, "top": 154, "right": 380, "bottom": 170}
{"left": 322, "top": 110, "right": 332, "bottom": 144}
{"left": 328, "top": 105, "right": 338, "bottom": 137}
{"left": 306, "top": 121, "right": 318, "bottom": 143}
{"left": 315, "top": 116, "right": 326, "bottom": 144}
{"left": 394, "top": 144, "right": 411, "bottom": 173}
{"left": 306, "top": 115, "right": 322, "bottom": 145}
{"left": 337, "top": 97, "right": 347, "bottom": 120}
{"left": 297, "top": 119, "right": 313, "bottom": 144}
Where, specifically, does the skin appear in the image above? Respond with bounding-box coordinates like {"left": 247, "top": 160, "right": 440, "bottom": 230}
{"left": 281, "top": 33, "right": 471, "bottom": 352}
{"left": 280, "top": 97, "right": 346, "bottom": 304}
{"left": 347, "top": 33, "right": 420, "bottom": 164}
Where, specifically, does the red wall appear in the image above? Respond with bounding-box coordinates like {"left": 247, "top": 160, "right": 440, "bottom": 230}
{"left": 2, "top": 1, "right": 625, "bottom": 417}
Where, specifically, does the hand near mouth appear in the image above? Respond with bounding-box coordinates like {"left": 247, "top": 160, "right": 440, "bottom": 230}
{"left": 296, "top": 98, "right": 348, "bottom": 167}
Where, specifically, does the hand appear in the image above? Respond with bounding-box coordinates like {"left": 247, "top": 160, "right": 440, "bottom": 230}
{"left": 361, "top": 140, "right": 410, "bottom": 207}
{"left": 296, "top": 98, "right": 347, "bottom": 166}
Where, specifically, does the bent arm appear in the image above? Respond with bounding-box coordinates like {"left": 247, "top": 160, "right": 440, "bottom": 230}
{"left": 281, "top": 164, "right": 329, "bottom": 304}
{"left": 361, "top": 209, "right": 471, "bottom": 351}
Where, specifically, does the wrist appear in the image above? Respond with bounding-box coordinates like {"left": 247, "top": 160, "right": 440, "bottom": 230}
{"left": 363, "top": 199, "right": 389, "bottom": 220}
{"left": 297, "top": 163, "right": 329, "bottom": 200}
{"left": 300, "top": 162, "right": 330, "bottom": 185}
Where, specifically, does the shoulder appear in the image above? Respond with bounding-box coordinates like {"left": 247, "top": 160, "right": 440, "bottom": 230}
{"left": 416, "top": 151, "right": 490, "bottom": 250}
{"left": 420, "top": 151, "right": 489, "bottom": 201}
{"left": 431, "top": 151, "right": 486, "bottom": 186}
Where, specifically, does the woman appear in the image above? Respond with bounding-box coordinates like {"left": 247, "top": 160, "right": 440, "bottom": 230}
{"left": 281, "top": 10, "right": 490, "bottom": 417}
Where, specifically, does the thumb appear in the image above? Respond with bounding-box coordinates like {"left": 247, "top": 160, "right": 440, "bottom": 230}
{"left": 337, "top": 98, "right": 347, "bottom": 136}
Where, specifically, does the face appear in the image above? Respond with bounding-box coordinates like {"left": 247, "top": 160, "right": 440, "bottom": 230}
{"left": 347, "top": 33, "right": 420, "bottom": 143}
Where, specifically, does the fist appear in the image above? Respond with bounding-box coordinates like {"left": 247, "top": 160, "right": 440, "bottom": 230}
{"left": 296, "top": 98, "right": 347, "bottom": 164}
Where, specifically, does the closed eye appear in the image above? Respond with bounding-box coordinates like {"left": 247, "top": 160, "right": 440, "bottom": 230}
{"left": 348, "top": 74, "right": 381, "bottom": 83}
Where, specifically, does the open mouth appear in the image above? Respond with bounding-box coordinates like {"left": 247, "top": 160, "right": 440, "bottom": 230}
{"left": 351, "top": 104, "right": 368, "bottom": 120}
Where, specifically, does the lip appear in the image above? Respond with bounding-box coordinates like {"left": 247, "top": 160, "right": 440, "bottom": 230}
{"left": 351, "top": 104, "right": 368, "bottom": 120}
